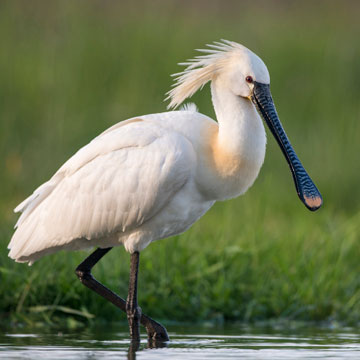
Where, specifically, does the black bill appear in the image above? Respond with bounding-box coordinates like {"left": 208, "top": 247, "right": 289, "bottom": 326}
{"left": 251, "top": 81, "right": 322, "bottom": 211}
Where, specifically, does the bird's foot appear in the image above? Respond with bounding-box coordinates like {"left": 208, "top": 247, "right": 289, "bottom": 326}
{"left": 141, "top": 315, "right": 169, "bottom": 342}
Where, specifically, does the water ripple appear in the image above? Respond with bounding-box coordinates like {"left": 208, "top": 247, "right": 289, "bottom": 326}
{"left": 1, "top": 327, "right": 360, "bottom": 359}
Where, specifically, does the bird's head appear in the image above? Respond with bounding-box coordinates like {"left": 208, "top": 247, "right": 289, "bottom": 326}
{"left": 208, "top": 43, "right": 270, "bottom": 99}
{"left": 167, "top": 40, "right": 322, "bottom": 211}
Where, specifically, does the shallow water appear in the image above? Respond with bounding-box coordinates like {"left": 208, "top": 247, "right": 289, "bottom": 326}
{"left": 1, "top": 325, "right": 360, "bottom": 359}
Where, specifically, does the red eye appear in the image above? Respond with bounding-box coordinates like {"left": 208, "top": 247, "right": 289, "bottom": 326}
{"left": 245, "top": 76, "right": 253, "bottom": 83}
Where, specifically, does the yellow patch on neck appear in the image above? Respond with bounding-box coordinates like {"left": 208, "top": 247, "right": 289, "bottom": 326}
{"left": 208, "top": 126, "right": 243, "bottom": 177}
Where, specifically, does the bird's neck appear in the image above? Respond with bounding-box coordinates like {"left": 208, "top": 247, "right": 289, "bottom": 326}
{"left": 211, "top": 82, "right": 260, "bottom": 156}
{"left": 201, "top": 81, "right": 266, "bottom": 200}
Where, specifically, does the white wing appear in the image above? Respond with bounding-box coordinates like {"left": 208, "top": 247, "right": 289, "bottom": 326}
{"left": 8, "top": 119, "right": 194, "bottom": 263}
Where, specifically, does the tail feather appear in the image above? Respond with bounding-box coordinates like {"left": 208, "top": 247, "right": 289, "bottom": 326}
{"left": 9, "top": 173, "right": 64, "bottom": 262}
{"left": 13, "top": 176, "right": 62, "bottom": 229}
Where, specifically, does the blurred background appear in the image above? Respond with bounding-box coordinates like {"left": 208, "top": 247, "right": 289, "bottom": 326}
{"left": 0, "top": 0, "right": 359, "bottom": 329}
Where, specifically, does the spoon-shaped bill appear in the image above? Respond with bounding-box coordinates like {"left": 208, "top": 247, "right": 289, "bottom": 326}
{"left": 251, "top": 82, "right": 322, "bottom": 211}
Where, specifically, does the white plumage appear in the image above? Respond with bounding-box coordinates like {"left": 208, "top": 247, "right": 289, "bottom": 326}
{"left": 9, "top": 40, "right": 270, "bottom": 265}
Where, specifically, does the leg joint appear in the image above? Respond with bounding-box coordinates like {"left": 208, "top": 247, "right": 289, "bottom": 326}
{"left": 75, "top": 267, "right": 91, "bottom": 281}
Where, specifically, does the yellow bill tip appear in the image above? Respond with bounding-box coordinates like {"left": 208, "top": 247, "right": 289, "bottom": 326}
{"left": 304, "top": 194, "right": 323, "bottom": 210}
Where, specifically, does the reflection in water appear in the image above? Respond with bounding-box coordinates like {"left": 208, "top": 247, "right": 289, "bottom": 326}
{"left": 1, "top": 325, "right": 360, "bottom": 359}
{"left": 128, "top": 338, "right": 168, "bottom": 360}
{"left": 127, "top": 340, "right": 139, "bottom": 360}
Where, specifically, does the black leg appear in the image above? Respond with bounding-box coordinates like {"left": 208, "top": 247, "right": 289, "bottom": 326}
{"left": 126, "top": 252, "right": 141, "bottom": 341}
{"left": 75, "top": 247, "right": 169, "bottom": 341}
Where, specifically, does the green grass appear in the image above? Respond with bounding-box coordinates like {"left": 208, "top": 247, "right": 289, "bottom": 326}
{"left": 1, "top": 0, "right": 360, "bottom": 329}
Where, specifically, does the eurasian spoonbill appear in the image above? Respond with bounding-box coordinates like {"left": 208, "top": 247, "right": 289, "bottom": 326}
{"left": 8, "top": 40, "right": 322, "bottom": 342}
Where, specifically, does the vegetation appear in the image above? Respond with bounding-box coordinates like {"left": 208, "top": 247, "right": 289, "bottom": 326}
{"left": 0, "top": 1, "right": 359, "bottom": 329}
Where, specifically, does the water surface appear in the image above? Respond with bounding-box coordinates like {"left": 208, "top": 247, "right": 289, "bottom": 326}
{"left": 1, "top": 325, "right": 360, "bottom": 359}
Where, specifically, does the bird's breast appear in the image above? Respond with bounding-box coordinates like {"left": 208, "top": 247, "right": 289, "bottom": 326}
{"left": 196, "top": 122, "right": 266, "bottom": 201}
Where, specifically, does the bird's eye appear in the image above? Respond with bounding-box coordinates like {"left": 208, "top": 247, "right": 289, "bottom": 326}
{"left": 245, "top": 76, "right": 253, "bottom": 84}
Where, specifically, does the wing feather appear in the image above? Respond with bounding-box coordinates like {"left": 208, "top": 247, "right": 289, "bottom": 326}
{"left": 8, "top": 120, "right": 194, "bottom": 263}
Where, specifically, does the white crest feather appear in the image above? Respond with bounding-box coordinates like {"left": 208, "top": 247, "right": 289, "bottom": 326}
{"left": 166, "top": 40, "right": 246, "bottom": 109}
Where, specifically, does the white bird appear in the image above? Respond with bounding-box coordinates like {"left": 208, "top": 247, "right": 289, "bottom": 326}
{"left": 8, "top": 40, "right": 322, "bottom": 342}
